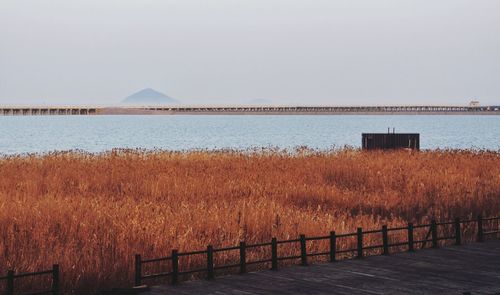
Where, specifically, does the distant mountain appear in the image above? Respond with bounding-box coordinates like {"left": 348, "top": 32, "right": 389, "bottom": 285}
{"left": 122, "top": 88, "right": 178, "bottom": 105}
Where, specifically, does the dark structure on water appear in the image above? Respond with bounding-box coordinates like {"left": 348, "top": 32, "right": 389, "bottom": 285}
{"left": 362, "top": 130, "right": 420, "bottom": 150}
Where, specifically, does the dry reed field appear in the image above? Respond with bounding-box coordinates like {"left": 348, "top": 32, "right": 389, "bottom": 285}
{"left": 1, "top": 149, "right": 500, "bottom": 294}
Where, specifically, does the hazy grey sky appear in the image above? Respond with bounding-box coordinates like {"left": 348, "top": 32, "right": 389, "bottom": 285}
{"left": 1, "top": 0, "right": 499, "bottom": 105}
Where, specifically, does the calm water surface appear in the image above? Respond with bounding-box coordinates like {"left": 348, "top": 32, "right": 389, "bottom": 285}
{"left": 0, "top": 115, "right": 499, "bottom": 154}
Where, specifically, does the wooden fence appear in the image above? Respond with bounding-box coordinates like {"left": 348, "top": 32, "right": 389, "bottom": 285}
{"left": 134, "top": 215, "right": 500, "bottom": 287}
{"left": 0, "top": 264, "right": 59, "bottom": 295}
{"left": 1, "top": 216, "right": 499, "bottom": 294}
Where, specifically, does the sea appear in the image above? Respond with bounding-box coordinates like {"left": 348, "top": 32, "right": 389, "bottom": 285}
{"left": 0, "top": 115, "right": 499, "bottom": 155}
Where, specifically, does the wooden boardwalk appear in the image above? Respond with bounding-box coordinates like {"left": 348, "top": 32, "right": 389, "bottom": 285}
{"left": 145, "top": 240, "right": 500, "bottom": 295}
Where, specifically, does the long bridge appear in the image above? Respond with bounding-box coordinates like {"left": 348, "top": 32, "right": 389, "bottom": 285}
{"left": 0, "top": 105, "right": 499, "bottom": 116}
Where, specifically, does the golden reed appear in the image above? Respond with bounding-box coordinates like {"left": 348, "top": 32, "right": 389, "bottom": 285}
{"left": 1, "top": 149, "right": 499, "bottom": 294}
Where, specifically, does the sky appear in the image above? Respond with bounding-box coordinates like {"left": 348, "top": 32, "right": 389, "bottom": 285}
{"left": 0, "top": 0, "right": 499, "bottom": 106}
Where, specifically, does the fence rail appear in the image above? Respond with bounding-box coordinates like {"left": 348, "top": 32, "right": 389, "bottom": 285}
{"left": 0, "top": 265, "right": 59, "bottom": 295}
{"left": 134, "top": 215, "right": 500, "bottom": 287}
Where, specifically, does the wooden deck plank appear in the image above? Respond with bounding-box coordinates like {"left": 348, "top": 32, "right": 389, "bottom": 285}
{"left": 145, "top": 240, "right": 500, "bottom": 294}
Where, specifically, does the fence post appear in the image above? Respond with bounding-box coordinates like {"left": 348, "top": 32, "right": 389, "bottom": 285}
{"left": 6, "top": 270, "right": 14, "bottom": 295}
{"left": 431, "top": 219, "right": 438, "bottom": 248}
{"left": 455, "top": 218, "right": 462, "bottom": 246}
{"left": 171, "top": 249, "right": 179, "bottom": 285}
{"left": 329, "top": 231, "right": 336, "bottom": 262}
{"left": 300, "top": 234, "right": 307, "bottom": 266}
{"left": 407, "top": 223, "right": 414, "bottom": 252}
{"left": 477, "top": 215, "right": 484, "bottom": 242}
{"left": 239, "top": 241, "right": 246, "bottom": 274}
{"left": 271, "top": 238, "right": 278, "bottom": 271}
{"left": 357, "top": 228, "right": 363, "bottom": 258}
{"left": 207, "top": 245, "right": 214, "bottom": 280}
{"left": 134, "top": 254, "right": 142, "bottom": 286}
{"left": 52, "top": 264, "right": 60, "bottom": 295}
{"left": 382, "top": 225, "right": 389, "bottom": 255}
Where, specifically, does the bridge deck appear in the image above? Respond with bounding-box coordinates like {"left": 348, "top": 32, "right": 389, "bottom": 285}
{"left": 145, "top": 240, "right": 500, "bottom": 295}
{"left": 1, "top": 105, "right": 500, "bottom": 116}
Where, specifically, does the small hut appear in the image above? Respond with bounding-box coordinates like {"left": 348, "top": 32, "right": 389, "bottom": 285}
{"left": 362, "top": 130, "right": 419, "bottom": 150}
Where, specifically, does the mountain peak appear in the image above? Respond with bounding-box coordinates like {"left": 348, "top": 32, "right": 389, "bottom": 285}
{"left": 122, "top": 88, "right": 178, "bottom": 105}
